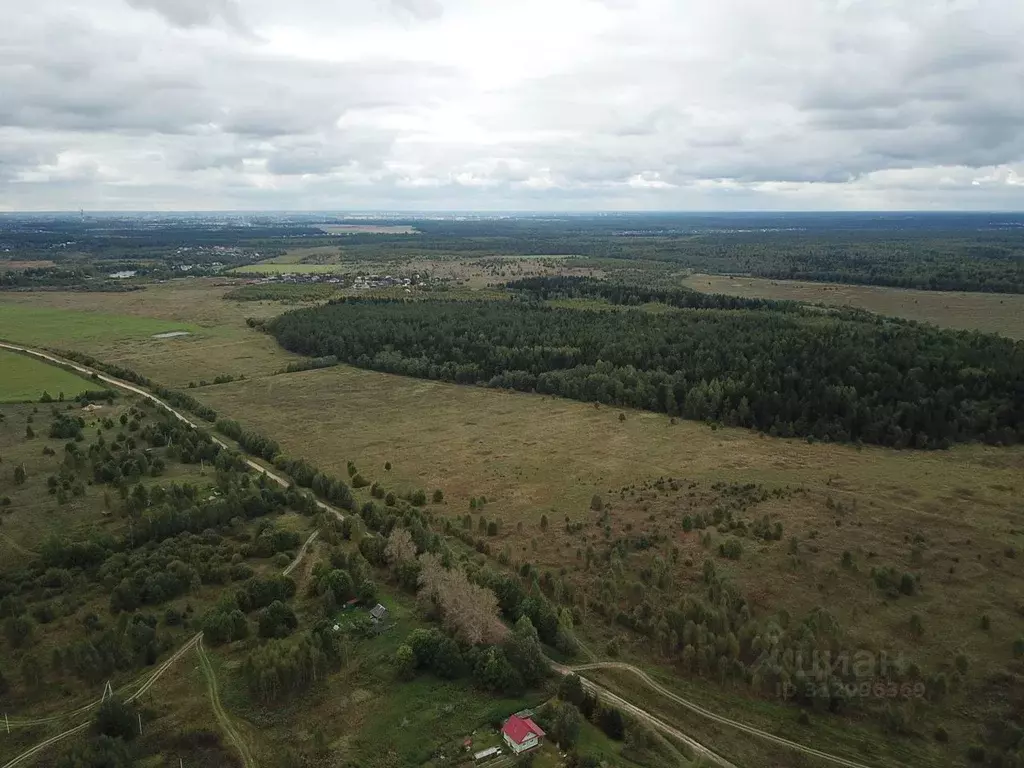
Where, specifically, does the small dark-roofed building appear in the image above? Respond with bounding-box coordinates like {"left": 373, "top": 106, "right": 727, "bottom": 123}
{"left": 369, "top": 603, "right": 388, "bottom": 622}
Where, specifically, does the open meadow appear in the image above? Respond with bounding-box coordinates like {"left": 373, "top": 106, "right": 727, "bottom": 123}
{"left": 0, "top": 349, "right": 97, "bottom": 402}
{"left": 201, "top": 363, "right": 1024, "bottom": 766}
{"left": 682, "top": 273, "right": 1024, "bottom": 339}
{"left": 0, "top": 281, "right": 297, "bottom": 386}
{"left": 2, "top": 278, "right": 1023, "bottom": 766}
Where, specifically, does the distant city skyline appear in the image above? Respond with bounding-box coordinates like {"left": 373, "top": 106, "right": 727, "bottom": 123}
{"left": 2, "top": 0, "right": 1023, "bottom": 211}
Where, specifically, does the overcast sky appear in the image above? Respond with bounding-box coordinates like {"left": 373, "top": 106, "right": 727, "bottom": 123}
{"left": 2, "top": 0, "right": 1023, "bottom": 211}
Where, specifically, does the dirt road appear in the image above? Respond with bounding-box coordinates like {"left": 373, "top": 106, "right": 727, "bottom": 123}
{"left": 564, "top": 662, "right": 878, "bottom": 768}
{"left": 197, "top": 638, "right": 255, "bottom": 768}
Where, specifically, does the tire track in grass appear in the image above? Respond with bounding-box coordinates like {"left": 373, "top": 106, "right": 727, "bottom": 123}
{"left": 196, "top": 638, "right": 255, "bottom": 768}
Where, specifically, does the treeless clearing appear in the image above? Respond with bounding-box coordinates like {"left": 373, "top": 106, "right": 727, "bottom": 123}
{"left": 200, "top": 364, "right": 1023, "bottom": 534}
{"left": 231, "top": 254, "right": 600, "bottom": 289}
{"left": 682, "top": 273, "right": 1024, "bottom": 339}
{"left": 0, "top": 280, "right": 297, "bottom": 385}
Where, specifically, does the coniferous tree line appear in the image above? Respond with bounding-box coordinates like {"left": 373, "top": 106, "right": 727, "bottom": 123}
{"left": 268, "top": 296, "right": 1024, "bottom": 448}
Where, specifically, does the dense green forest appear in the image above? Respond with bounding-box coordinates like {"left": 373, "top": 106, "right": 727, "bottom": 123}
{"left": 266, "top": 293, "right": 1024, "bottom": 448}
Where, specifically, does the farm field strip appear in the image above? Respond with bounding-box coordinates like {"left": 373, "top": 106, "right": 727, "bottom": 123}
{"left": 682, "top": 273, "right": 1024, "bottom": 339}
{"left": 0, "top": 348, "right": 98, "bottom": 402}
{"left": 0, "top": 303, "right": 193, "bottom": 345}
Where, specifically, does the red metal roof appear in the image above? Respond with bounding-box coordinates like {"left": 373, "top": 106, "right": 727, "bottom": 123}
{"left": 502, "top": 715, "right": 546, "bottom": 745}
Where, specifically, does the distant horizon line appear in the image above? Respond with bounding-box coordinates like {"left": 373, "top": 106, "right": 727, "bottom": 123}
{"left": 2, "top": 209, "right": 1023, "bottom": 216}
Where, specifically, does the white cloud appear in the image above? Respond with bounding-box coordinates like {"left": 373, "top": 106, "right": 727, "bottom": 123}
{"left": 1, "top": 0, "right": 1023, "bottom": 210}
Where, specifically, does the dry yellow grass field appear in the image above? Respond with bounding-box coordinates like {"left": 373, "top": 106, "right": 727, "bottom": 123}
{"left": 682, "top": 273, "right": 1024, "bottom": 339}
{"left": 199, "top": 364, "right": 1023, "bottom": 527}
{"left": 200, "top": 363, "right": 1024, "bottom": 766}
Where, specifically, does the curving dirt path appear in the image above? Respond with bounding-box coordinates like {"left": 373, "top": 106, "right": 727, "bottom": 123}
{"left": 563, "top": 661, "right": 878, "bottom": 768}
{"left": 548, "top": 661, "right": 736, "bottom": 767}
{"left": 2, "top": 523, "right": 325, "bottom": 767}
{"left": 0, "top": 341, "right": 339, "bottom": 518}
{"left": 283, "top": 530, "right": 319, "bottom": 577}
{"left": 196, "top": 638, "right": 255, "bottom": 768}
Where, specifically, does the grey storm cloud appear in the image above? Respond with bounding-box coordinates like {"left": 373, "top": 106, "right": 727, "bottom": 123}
{"left": 124, "top": 0, "right": 250, "bottom": 32}
{"left": 2, "top": 0, "right": 1024, "bottom": 211}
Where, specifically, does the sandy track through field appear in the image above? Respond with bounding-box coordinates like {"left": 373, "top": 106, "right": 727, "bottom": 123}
{"left": 284, "top": 530, "right": 319, "bottom": 576}
{"left": 564, "top": 662, "right": 878, "bottom": 768}
{"left": 0, "top": 723, "right": 90, "bottom": 768}
{"left": 549, "top": 661, "right": 736, "bottom": 768}
{"left": 1, "top": 635, "right": 204, "bottom": 767}
{"left": 197, "top": 638, "right": 255, "bottom": 768}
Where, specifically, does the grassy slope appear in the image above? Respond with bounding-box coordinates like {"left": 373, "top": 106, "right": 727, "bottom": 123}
{"left": 0, "top": 349, "right": 98, "bottom": 402}
{"left": 682, "top": 273, "right": 1024, "bottom": 340}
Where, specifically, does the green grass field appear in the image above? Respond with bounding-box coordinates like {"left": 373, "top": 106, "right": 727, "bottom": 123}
{"left": 0, "top": 350, "right": 97, "bottom": 402}
{"left": 0, "top": 302, "right": 192, "bottom": 345}
{"left": 0, "top": 284, "right": 297, "bottom": 386}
